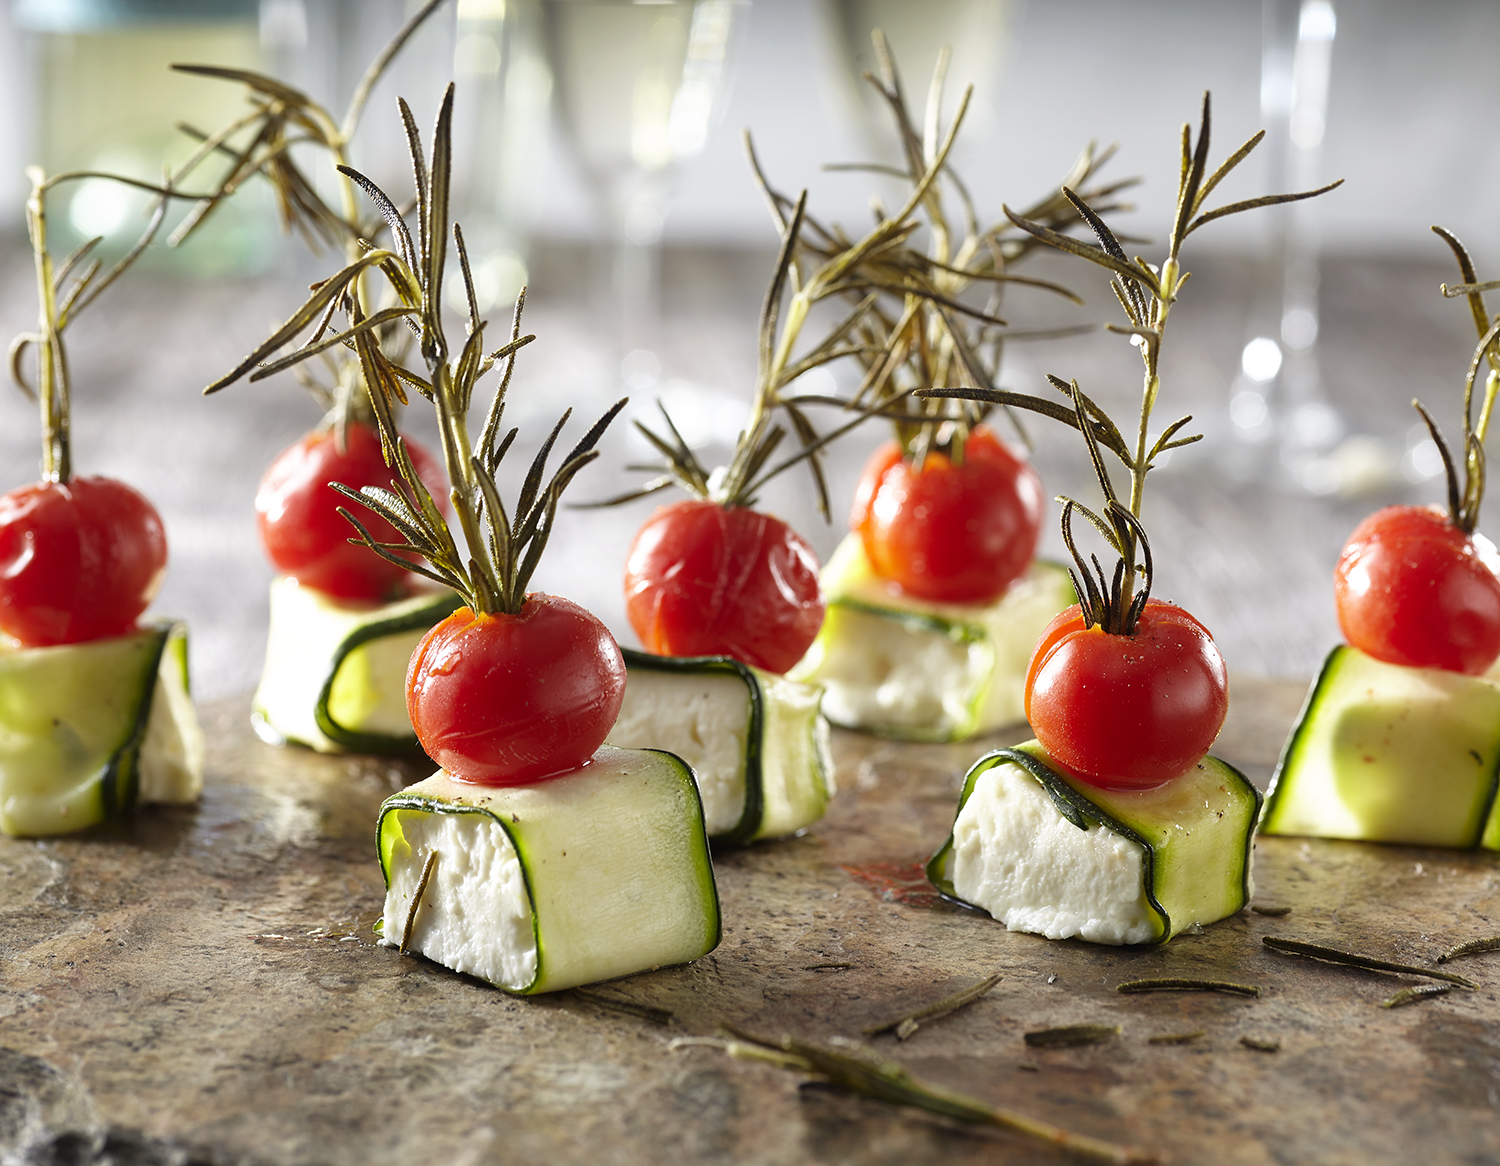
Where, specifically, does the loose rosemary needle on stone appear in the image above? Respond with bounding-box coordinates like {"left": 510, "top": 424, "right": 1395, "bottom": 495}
{"left": 1435, "top": 935, "right": 1500, "bottom": 964}
{"left": 692, "top": 1027, "right": 1156, "bottom": 1165}
{"left": 1381, "top": 984, "right": 1453, "bottom": 1009}
{"left": 863, "top": 972, "right": 1002, "bottom": 1039}
{"left": 1117, "top": 978, "right": 1260, "bottom": 998}
{"left": 1024, "top": 1024, "right": 1121, "bottom": 1049}
{"left": 1262, "top": 936, "right": 1478, "bottom": 988}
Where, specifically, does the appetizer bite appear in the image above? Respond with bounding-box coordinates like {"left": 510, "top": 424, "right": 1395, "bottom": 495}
{"left": 923, "top": 95, "right": 1337, "bottom": 943}
{"left": 227, "top": 85, "right": 720, "bottom": 992}
{"left": 186, "top": 1, "right": 461, "bottom": 754}
{"left": 789, "top": 37, "right": 1127, "bottom": 740}
{"left": 1, "top": 169, "right": 203, "bottom": 836}
{"left": 1263, "top": 228, "right": 1500, "bottom": 850}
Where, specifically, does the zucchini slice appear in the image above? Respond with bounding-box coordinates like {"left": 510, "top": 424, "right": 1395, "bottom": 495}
{"left": 252, "top": 576, "right": 461, "bottom": 754}
{"left": 790, "top": 535, "right": 1075, "bottom": 741}
{"left": 377, "top": 745, "right": 721, "bottom": 994}
{"left": 927, "top": 741, "right": 1261, "bottom": 945}
{"left": 605, "top": 649, "right": 834, "bottom": 843}
{"left": 1262, "top": 645, "right": 1500, "bottom": 848}
{"left": 0, "top": 620, "right": 204, "bottom": 837}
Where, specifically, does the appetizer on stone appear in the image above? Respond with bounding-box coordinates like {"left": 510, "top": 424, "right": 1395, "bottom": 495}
{"left": 229, "top": 86, "right": 719, "bottom": 991}
{"left": 1, "top": 169, "right": 203, "bottom": 836}
{"left": 186, "top": 1, "right": 460, "bottom": 754}
{"left": 1264, "top": 228, "right": 1500, "bottom": 849}
{"left": 785, "top": 38, "right": 1124, "bottom": 739}
{"left": 924, "top": 93, "right": 1334, "bottom": 942}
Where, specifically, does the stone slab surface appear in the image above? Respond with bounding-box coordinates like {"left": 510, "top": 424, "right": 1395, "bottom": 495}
{"left": 0, "top": 677, "right": 1495, "bottom": 1166}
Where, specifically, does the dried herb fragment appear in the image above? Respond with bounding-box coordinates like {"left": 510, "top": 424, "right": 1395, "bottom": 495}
{"left": 572, "top": 989, "right": 673, "bottom": 1026}
{"left": 1262, "top": 936, "right": 1477, "bottom": 988}
{"left": 1117, "top": 978, "right": 1260, "bottom": 998}
{"left": 1148, "top": 1031, "right": 1206, "bottom": 1045}
{"left": 1239, "top": 1036, "right": 1280, "bottom": 1053}
{"left": 1024, "top": 1024, "right": 1120, "bottom": 1049}
{"left": 399, "top": 850, "right": 437, "bottom": 955}
{"left": 1381, "top": 984, "right": 1453, "bottom": 1009}
{"left": 864, "top": 972, "right": 1002, "bottom": 1039}
{"left": 700, "top": 1027, "right": 1156, "bottom": 1165}
{"left": 804, "top": 963, "right": 853, "bottom": 972}
{"left": 1251, "top": 905, "right": 1292, "bottom": 917}
{"left": 1435, "top": 935, "right": 1500, "bottom": 964}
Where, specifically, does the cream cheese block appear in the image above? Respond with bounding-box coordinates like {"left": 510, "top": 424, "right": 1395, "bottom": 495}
{"left": 606, "top": 650, "right": 833, "bottom": 843}
{"left": 377, "top": 745, "right": 721, "bottom": 993}
{"left": 791, "top": 535, "right": 1075, "bottom": 741}
{"left": 927, "top": 742, "right": 1261, "bottom": 945}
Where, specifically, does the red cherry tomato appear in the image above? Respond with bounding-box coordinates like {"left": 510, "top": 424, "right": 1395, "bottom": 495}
{"left": 1333, "top": 504, "right": 1500, "bottom": 675}
{"left": 0, "top": 476, "right": 167, "bottom": 647}
{"left": 406, "top": 593, "right": 627, "bottom": 784}
{"left": 623, "top": 499, "right": 824, "bottom": 674}
{"left": 851, "top": 425, "right": 1044, "bottom": 604}
{"left": 1024, "top": 599, "right": 1229, "bottom": 791}
{"left": 256, "top": 421, "right": 447, "bottom": 602}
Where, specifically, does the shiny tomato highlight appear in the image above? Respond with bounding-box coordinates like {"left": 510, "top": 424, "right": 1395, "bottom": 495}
{"left": 851, "top": 426, "right": 1043, "bottom": 604}
{"left": 0, "top": 476, "right": 167, "bottom": 647}
{"left": 406, "top": 594, "right": 627, "bottom": 784}
{"left": 256, "top": 420, "right": 446, "bottom": 602}
{"left": 1024, "top": 599, "right": 1229, "bottom": 790}
{"left": 1334, "top": 504, "right": 1500, "bottom": 675}
{"left": 624, "top": 499, "right": 824, "bottom": 674}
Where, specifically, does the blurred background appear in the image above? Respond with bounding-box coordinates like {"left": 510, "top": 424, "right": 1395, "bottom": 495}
{"left": 0, "top": 0, "right": 1495, "bottom": 700}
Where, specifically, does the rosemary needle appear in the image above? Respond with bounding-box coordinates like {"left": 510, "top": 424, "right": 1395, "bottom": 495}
{"left": 1147, "top": 1031, "right": 1206, "bottom": 1045}
{"left": 1117, "top": 978, "right": 1260, "bottom": 998}
{"left": 1435, "top": 935, "right": 1500, "bottom": 964}
{"left": 863, "top": 972, "right": 1002, "bottom": 1039}
{"left": 1381, "top": 984, "right": 1453, "bottom": 1009}
{"left": 1024, "top": 1024, "right": 1120, "bottom": 1049}
{"left": 1239, "top": 1036, "right": 1280, "bottom": 1053}
{"left": 1262, "top": 936, "right": 1477, "bottom": 988}
{"left": 717, "top": 1026, "right": 1156, "bottom": 1165}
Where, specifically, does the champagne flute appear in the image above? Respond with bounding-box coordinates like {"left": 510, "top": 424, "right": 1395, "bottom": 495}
{"left": 541, "top": 0, "right": 744, "bottom": 392}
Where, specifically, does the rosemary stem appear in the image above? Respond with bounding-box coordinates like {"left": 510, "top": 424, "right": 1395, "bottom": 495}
{"left": 25, "top": 173, "right": 67, "bottom": 484}
{"left": 1476, "top": 367, "right": 1499, "bottom": 447}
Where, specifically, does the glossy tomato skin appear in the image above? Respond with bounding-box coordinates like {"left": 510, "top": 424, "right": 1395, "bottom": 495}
{"left": 1024, "top": 599, "right": 1229, "bottom": 791}
{"left": 624, "top": 499, "right": 824, "bottom": 674}
{"left": 406, "top": 594, "right": 627, "bottom": 785}
{"left": 0, "top": 476, "right": 167, "bottom": 647}
{"left": 256, "top": 421, "right": 446, "bottom": 602}
{"left": 851, "top": 426, "right": 1044, "bottom": 604}
{"left": 1333, "top": 504, "right": 1500, "bottom": 676}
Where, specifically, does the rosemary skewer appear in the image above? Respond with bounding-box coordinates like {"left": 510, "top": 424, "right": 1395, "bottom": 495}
{"left": 1261, "top": 936, "right": 1478, "bottom": 988}
{"left": 698, "top": 1027, "right": 1156, "bottom": 1165}
{"left": 863, "top": 972, "right": 1002, "bottom": 1039}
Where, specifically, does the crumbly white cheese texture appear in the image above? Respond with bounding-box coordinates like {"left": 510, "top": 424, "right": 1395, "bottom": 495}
{"left": 381, "top": 809, "right": 538, "bottom": 991}
{"left": 607, "top": 670, "right": 750, "bottom": 835}
{"left": 814, "top": 617, "right": 983, "bottom": 729}
{"left": 949, "top": 760, "right": 1156, "bottom": 945}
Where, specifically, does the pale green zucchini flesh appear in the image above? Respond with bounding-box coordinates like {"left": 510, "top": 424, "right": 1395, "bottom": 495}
{"left": 377, "top": 745, "right": 721, "bottom": 994}
{"left": 605, "top": 649, "right": 834, "bottom": 843}
{"left": 0, "top": 620, "right": 203, "bottom": 837}
{"left": 1263, "top": 645, "right": 1500, "bottom": 849}
{"left": 252, "top": 575, "right": 461, "bottom": 754}
{"left": 927, "top": 740, "right": 1261, "bottom": 945}
{"left": 790, "top": 534, "right": 1075, "bottom": 741}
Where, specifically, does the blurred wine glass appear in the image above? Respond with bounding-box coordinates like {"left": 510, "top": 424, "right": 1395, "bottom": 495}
{"left": 541, "top": 0, "right": 745, "bottom": 392}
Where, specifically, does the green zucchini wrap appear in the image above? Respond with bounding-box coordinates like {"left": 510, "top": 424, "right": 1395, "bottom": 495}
{"left": 927, "top": 741, "right": 1261, "bottom": 945}
{"left": 252, "top": 575, "right": 462, "bottom": 754}
{"left": 0, "top": 620, "right": 203, "bottom": 837}
{"left": 1263, "top": 645, "right": 1500, "bottom": 849}
{"left": 605, "top": 648, "right": 833, "bottom": 843}
{"left": 790, "top": 535, "right": 1075, "bottom": 741}
{"left": 377, "top": 745, "right": 721, "bottom": 994}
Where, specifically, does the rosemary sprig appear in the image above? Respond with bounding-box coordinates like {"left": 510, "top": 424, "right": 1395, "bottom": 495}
{"left": 862, "top": 972, "right": 1002, "bottom": 1039}
{"left": 1261, "top": 936, "right": 1478, "bottom": 989}
{"left": 1434, "top": 935, "right": 1500, "bottom": 965}
{"left": 1116, "top": 978, "right": 1260, "bottom": 998}
{"left": 689, "top": 1027, "right": 1156, "bottom": 1165}
{"left": 920, "top": 93, "right": 1341, "bottom": 631}
{"left": 208, "top": 86, "right": 621, "bottom": 616}
{"left": 1024, "top": 1024, "right": 1120, "bottom": 1049}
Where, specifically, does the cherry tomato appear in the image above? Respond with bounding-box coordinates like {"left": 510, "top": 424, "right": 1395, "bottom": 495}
{"left": 1024, "top": 599, "right": 1229, "bottom": 791}
{"left": 623, "top": 499, "right": 825, "bottom": 674}
{"left": 406, "top": 593, "right": 627, "bottom": 784}
{"left": 0, "top": 476, "right": 167, "bottom": 647}
{"left": 1333, "top": 504, "right": 1500, "bottom": 675}
{"left": 851, "top": 425, "right": 1044, "bottom": 604}
{"left": 256, "top": 420, "right": 447, "bottom": 602}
